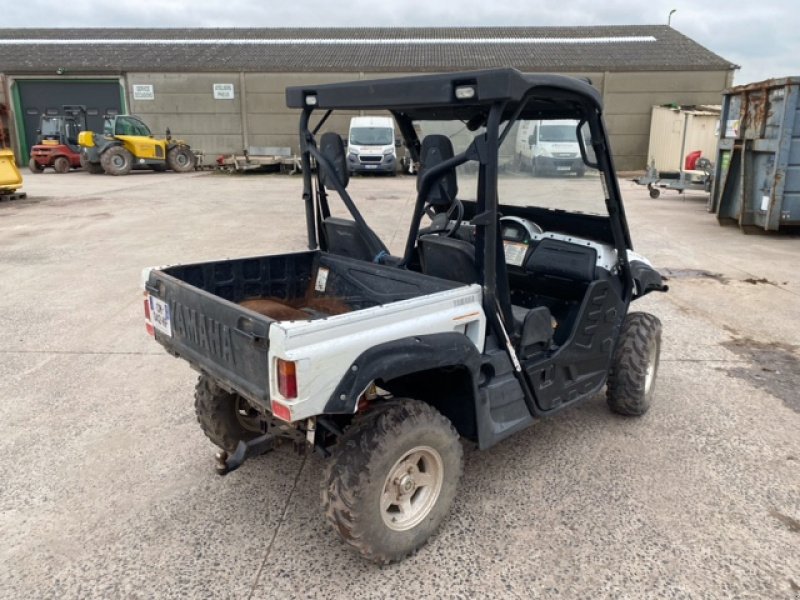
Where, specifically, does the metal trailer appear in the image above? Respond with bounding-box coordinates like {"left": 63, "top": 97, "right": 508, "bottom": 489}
{"left": 216, "top": 146, "right": 302, "bottom": 174}
{"left": 633, "top": 159, "right": 713, "bottom": 199}
{"left": 710, "top": 77, "right": 800, "bottom": 231}
{"left": 633, "top": 105, "right": 718, "bottom": 198}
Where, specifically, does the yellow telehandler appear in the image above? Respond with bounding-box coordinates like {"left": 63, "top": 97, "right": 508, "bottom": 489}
{"left": 0, "top": 102, "right": 25, "bottom": 201}
{"left": 78, "top": 114, "right": 195, "bottom": 176}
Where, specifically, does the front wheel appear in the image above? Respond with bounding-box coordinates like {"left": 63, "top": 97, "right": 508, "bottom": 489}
{"left": 322, "top": 400, "right": 463, "bottom": 564}
{"left": 606, "top": 312, "right": 663, "bottom": 416}
{"left": 167, "top": 145, "right": 196, "bottom": 172}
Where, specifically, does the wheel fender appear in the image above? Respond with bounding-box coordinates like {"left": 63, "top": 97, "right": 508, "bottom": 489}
{"left": 324, "top": 332, "right": 482, "bottom": 414}
{"left": 97, "top": 140, "right": 123, "bottom": 157}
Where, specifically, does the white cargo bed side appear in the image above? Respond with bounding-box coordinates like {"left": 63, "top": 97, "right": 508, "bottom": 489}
{"left": 268, "top": 284, "right": 485, "bottom": 421}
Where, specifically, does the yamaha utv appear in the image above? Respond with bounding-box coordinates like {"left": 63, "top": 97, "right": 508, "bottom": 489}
{"left": 142, "top": 68, "right": 667, "bottom": 564}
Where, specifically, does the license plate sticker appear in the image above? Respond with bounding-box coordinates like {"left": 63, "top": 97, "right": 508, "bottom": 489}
{"left": 149, "top": 296, "right": 172, "bottom": 336}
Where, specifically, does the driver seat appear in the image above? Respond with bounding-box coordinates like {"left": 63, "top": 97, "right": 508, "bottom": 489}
{"left": 416, "top": 135, "right": 476, "bottom": 283}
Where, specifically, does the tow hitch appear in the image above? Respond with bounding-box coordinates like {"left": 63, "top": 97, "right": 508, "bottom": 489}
{"left": 215, "top": 433, "right": 275, "bottom": 475}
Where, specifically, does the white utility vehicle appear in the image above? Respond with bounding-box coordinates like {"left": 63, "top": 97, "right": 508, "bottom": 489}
{"left": 143, "top": 69, "right": 667, "bottom": 565}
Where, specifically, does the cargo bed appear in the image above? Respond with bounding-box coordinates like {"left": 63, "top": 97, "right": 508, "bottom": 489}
{"left": 143, "top": 251, "right": 464, "bottom": 405}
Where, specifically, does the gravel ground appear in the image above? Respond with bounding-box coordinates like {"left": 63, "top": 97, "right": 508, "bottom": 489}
{"left": 0, "top": 169, "right": 798, "bottom": 599}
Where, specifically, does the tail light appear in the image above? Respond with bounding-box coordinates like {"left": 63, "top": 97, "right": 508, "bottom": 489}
{"left": 277, "top": 359, "right": 297, "bottom": 399}
{"left": 143, "top": 293, "right": 154, "bottom": 336}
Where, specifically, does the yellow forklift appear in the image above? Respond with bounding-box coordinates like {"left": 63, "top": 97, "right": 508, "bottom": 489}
{"left": 78, "top": 114, "right": 195, "bottom": 176}
{"left": 0, "top": 102, "right": 25, "bottom": 201}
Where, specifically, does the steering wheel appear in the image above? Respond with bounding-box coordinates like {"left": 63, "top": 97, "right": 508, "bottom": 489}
{"left": 419, "top": 198, "right": 464, "bottom": 238}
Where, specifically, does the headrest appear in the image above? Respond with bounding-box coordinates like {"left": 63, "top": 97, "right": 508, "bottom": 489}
{"left": 418, "top": 134, "right": 457, "bottom": 207}
{"left": 319, "top": 132, "right": 349, "bottom": 189}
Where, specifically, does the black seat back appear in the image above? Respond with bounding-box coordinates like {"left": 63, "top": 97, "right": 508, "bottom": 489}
{"left": 322, "top": 217, "right": 377, "bottom": 262}
{"left": 418, "top": 235, "right": 477, "bottom": 284}
{"left": 417, "top": 135, "right": 457, "bottom": 208}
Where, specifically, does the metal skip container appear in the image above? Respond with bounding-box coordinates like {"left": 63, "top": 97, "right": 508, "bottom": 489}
{"left": 710, "top": 77, "right": 800, "bottom": 231}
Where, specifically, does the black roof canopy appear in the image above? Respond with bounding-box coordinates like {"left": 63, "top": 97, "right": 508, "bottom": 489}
{"left": 286, "top": 69, "right": 602, "bottom": 121}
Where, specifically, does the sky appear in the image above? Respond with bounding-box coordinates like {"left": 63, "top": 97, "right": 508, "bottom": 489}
{"left": 5, "top": 1, "right": 798, "bottom": 84}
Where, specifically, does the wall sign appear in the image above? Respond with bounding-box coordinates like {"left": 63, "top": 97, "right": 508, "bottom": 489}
{"left": 213, "top": 83, "right": 235, "bottom": 100}
{"left": 132, "top": 84, "right": 154, "bottom": 100}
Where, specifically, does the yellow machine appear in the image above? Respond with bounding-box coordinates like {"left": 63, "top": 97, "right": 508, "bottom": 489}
{"left": 78, "top": 114, "right": 196, "bottom": 176}
{"left": 0, "top": 102, "right": 25, "bottom": 200}
{"left": 0, "top": 148, "right": 24, "bottom": 198}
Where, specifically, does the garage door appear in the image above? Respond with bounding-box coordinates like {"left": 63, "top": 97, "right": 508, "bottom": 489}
{"left": 14, "top": 80, "right": 124, "bottom": 160}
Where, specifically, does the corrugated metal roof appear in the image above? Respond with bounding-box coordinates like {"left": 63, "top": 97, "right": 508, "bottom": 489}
{"left": 0, "top": 26, "right": 735, "bottom": 73}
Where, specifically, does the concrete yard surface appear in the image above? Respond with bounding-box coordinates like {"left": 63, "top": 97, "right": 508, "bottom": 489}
{"left": 1, "top": 170, "right": 799, "bottom": 599}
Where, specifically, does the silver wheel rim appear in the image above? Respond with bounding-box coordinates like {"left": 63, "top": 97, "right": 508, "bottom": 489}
{"left": 381, "top": 445, "right": 444, "bottom": 532}
{"left": 112, "top": 155, "right": 125, "bottom": 168}
{"left": 644, "top": 342, "right": 658, "bottom": 393}
{"left": 176, "top": 153, "right": 188, "bottom": 166}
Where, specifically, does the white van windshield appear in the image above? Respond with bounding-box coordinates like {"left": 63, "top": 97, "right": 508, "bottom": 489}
{"left": 539, "top": 124, "right": 577, "bottom": 142}
{"left": 350, "top": 127, "right": 393, "bottom": 146}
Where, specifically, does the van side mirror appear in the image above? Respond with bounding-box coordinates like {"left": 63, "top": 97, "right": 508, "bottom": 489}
{"left": 395, "top": 138, "right": 402, "bottom": 148}
{"left": 527, "top": 134, "right": 535, "bottom": 146}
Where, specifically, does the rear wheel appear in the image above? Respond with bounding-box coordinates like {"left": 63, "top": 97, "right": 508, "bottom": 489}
{"left": 606, "top": 312, "right": 663, "bottom": 416}
{"left": 53, "top": 156, "right": 70, "bottom": 174}
{"left": 28, "top": 158, "right": 44, "bottom": 173}
{"left": 167, "top": 145, "right": 196, "bottom": 172}
{"left": 322, "top": 400, "right": 463, "bottom": 564}
{"left": 80, "top": 153, "right": 104, "bottom": 174}
{"left": 101, "top": 146, "right": 133, "bottom": 176}
{"left": 194, "top": 375, "right": 264, "bottom": 452}
{"left": 648, "top": 185, "right": 661, "bottom": 199}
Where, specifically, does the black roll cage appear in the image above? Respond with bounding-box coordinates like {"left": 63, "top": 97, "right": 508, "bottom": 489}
{"left": 292, "top": 70, "right": 636, "bottom": 416}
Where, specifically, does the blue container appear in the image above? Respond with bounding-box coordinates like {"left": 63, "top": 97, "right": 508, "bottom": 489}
{"left": 711, "top": 77, "right": 800, "bottom": 231}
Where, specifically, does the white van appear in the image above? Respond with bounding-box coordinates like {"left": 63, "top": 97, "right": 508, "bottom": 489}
{"left": 346, "top": 116, "right": 397, "bottom": 175}
{"left": 516, "top": 119, "right": 585, "bottom": 176}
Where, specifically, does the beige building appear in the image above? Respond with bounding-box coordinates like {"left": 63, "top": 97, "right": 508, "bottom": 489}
{"left": 0, "top": 26, "right": 736, "bottom": 170}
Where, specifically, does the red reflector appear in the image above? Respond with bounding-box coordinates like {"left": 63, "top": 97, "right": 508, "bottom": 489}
{"left": 277, "top": 359, "right": 297, "bottom": 399}
{"left": 271, "top": 400, "right": 292, "bottom": 422}
{"left": 143, "top": 295, "right": 154, "bottom": 336}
